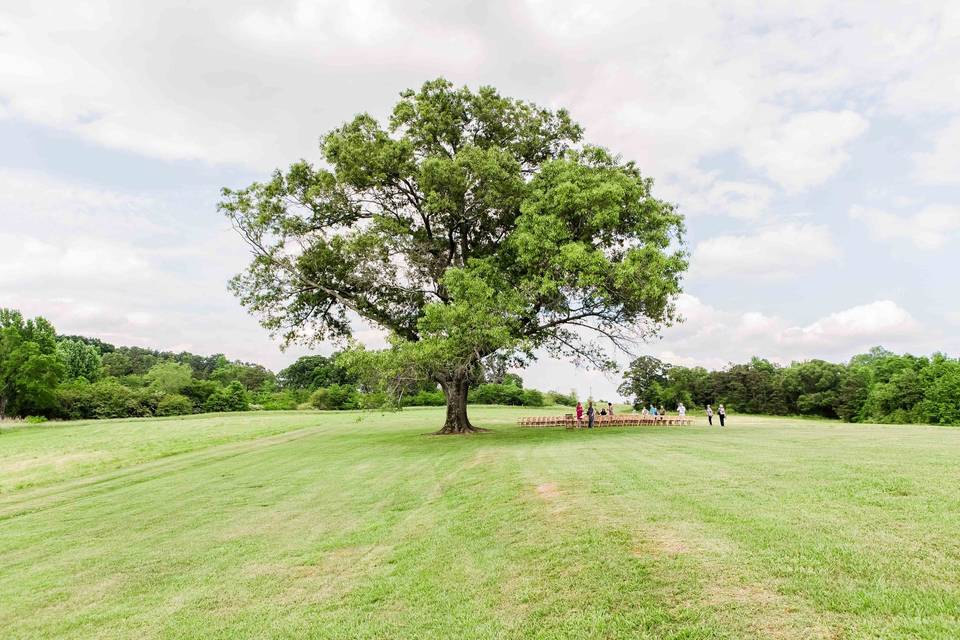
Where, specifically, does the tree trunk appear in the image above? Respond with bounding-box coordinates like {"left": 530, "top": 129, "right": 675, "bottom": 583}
{"left": 434, "top": 373, "right": 486, "bottom": 435}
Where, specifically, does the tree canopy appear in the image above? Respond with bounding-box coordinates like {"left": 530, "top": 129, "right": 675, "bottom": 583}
{"left": 57, "top": 338, "right": 103, "bottom": 382}
{"left": 618, "top": 355, "right": 671, "bottom": 406}
{"left": 277, "top": 354, "right": 357, "bottom": 390}
{"left": 220, "top": 78, "right": 687, "bottom": 433}
{"left": 0, "top": 309, "right": 65, "bottom": 420}
{"left": 145, "top": 362, "right": 193, "bottom": 395}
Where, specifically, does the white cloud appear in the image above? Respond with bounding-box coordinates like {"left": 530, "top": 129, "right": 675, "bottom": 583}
{"left": 0, "top": 2, "right": 487, "bottom": 169}
{"left": 690, "top": 223, "right": 840, "bottom": 279}
{"left": 658, "top": 170, "right": 775, "bottom": 220}
{"left": 0, "top": 234, "right": 153, "bottom": 286}
{"left": 0, "top": 1, "right": 948, "bottom": 178}
{"left": 780, "top": 300, "right": 919, "bottom": 348}
{"left": 912, "top": 118, "right": 960, "bottom": 185}
{"left": 659, "top": 295, "right": 922, "bottom": 368}
{"left": 742, "top": 110, "right": 869, "bottom": 192}
{"left": 883, "top": 4, "right": 960, "bottom": 116}
{"left": 0, "top": 168, "right": 167, "bottom": 240}
{"left": 850, "top": 204, "right": 960, "bottom": 249}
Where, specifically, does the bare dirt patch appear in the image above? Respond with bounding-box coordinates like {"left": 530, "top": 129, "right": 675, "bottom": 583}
{"left": 466, "top": 449, "right": 496, "bottom": 469}
{"left": 532, "top": 482, "right": 569, "bottom": 516}
{"left": 535, "top": 482, "right": 560, "bottom": 499}
{"left": 650, "top": 532, "right": 690, "bottom": 555}
{"left": 632, "top": 522, "right": 730, "bottom": 558}
{"left": 705, "top": 581, "right": 835, "bottom": 639}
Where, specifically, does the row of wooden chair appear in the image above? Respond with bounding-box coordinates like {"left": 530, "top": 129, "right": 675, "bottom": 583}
{"left": 517, "top": 416, "right": 570, "bottom": 427}
{"left": 517, "top": 414, "right": 693, "bottom": 428}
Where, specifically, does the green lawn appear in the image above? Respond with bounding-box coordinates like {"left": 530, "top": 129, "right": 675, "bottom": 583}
{"left": 2, "top": 408, "right": 959, "bottom": 639}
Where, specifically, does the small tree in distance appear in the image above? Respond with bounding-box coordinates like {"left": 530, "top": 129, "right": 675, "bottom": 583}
{"left": 221, "top": 79, "right": 687, "bottom": 433}
{"left": 618, "top": 355, "right": 671, "bottom": 408}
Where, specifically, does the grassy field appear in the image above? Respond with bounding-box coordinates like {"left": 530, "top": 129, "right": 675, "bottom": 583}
{"left": 2, "top": 408, "right": 959, "bottom": 639}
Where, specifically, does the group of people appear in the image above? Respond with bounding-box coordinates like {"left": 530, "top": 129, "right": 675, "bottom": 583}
{"left": 574, "top": 401, "right": 616, "bottom": 429}
{"left": 705, "top": 403, "right": 726, "bottom": 427}
{"left": 573, "top": 400, "right": 726, "bottom": 428}
{"left": 640, "top": 402, "right": 679, "bottom": 417}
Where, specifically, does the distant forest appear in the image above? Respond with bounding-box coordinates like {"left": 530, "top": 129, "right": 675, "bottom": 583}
{"left": 0, "top": 309, "right": 567, "bottom": 421}
{"left": 619, "top": 349, "right": 960, "bottom": 425}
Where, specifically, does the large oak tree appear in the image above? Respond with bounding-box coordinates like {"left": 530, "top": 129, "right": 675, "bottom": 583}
{"left": 221, "top": 79, "right": 687, "bottom": 433}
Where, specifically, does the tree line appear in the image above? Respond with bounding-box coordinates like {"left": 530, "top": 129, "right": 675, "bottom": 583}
{"left": 618, "top": 349, "right": 960, "bottom": 425}
{"left": 0, "top": 309, "right": 568, "bottom": 422}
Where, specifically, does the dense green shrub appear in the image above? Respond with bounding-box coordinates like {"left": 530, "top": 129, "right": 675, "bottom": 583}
{"left": 156, "top": 394, "right": 194, "bottom": 416}
{"left": 358, "top": 390, "right": 389, "bottom": 409}
{"left": 470, "top": 383, "right": 516, "bottom": 405}
{"left": 182, "top": 378, "right": 220, "bottom": 408}
{"left": 203, "top": 381, "right": 249, "bottom": 413}
{"left": 546, "top": 390, "right": 577, "bottom": 407}
{"left": 401, "top": 390, "right": 446, "bottom": 407}
{"left": 309, "top": 384, "right": 359, "bottom": 410}
{"left": 521, "top": 389, "right": 545, "bottom": 407}
{"left": 55, "top": 380, "right": 158, "bottom": 420}
{"left": 251, "top": 389, "right": 304, "bottom": 411}
{"left": 469, "top": 383, "right": 545, "bottom": 406}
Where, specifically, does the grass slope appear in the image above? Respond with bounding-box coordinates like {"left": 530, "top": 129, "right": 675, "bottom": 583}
{"left": 2, "top": 408, "right": 959, "bottom": 639}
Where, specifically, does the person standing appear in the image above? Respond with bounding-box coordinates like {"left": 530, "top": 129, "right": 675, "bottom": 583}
{"left": 649, "top": 403, "right": 657, "bottom": 416}
{"left": 706, "top": 404, "right": 714, "bottom": 426}
{"left": 575, "top": 401, "right": 584, "bottom": 428}
{"left": 587, "top": 401, "right": 596, "bottom": 429}
{"left": 607, "top": 402, "right": 614, "bottom": 416}
{"left": 677, "top": 402, "right": 686, "bottom": 420}
{"left": 718, "top": 404, "right": 726, "bottom": 427}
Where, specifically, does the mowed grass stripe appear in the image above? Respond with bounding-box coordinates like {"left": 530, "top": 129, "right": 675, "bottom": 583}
{"left": 2, "top": 408, "right": 960, "bottom": 638}
{"left": 2, "top": 416, "right": 443, "bottom": 637}
{"left": 0, "top": 426, "right": 328, "bottom": 521}
{"left": 511, "top": 421, "right": 960, "bottom": 637}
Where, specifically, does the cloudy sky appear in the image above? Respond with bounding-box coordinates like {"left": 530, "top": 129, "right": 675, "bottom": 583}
{"left": 2, "top": 1, "right": 958, "bottom": 400}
